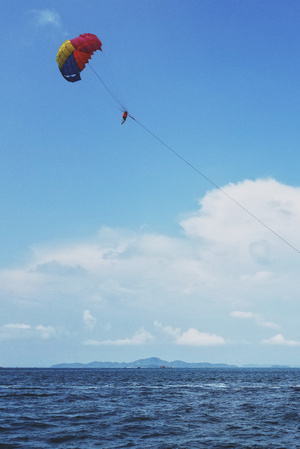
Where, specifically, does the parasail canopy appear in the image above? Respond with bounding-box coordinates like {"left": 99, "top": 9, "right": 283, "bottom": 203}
{"left": 56, "top": 33, "right": 102, "bottom": 83}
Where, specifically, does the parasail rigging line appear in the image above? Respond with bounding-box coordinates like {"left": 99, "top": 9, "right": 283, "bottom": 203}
{"left": 101, "top": 52, "right": 129, "bottom": 112}
{"left": 89, "top": 65, "right": 127, "bottom": 112}
{"left": 128, "top": 114, "right": 300, "bottom": 255}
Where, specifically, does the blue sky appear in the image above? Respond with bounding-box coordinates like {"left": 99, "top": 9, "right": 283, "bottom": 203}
{"left": 1, "top": 0, "right": 300, "bottom": 367}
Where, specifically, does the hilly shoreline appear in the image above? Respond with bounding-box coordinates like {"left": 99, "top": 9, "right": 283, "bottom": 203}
{"left": 51, "top": 357, "right": 291, "bottom": 369}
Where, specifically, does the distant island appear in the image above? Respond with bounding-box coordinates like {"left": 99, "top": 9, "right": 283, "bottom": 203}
{"left": 51, "top": 357, "right": 293, "bottom": 369}
{"left": 51, "top": 357, "right": 238, "bottom": 369}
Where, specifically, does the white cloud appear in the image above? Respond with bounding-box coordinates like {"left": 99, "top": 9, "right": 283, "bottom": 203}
{"left": 1, "top": 178, "right": 300, "bottom": 362}
{"left": 35, "top": 325, "right": 56, "bottom": 339}
{"left": 262, "top": 334, "right": 300, "bottom": 346}
{"left": 1, "top": 324, "right": 56, "bottom": 340}
{"left": 181, "top": 178, "right": 300, "bottom": 258}
{"left": 154, "top": 321, "right": 180, "bottom": 338}
{"left": 155, "top": 322, "right": 225, "bottom": 346}
{"left": 176, "top": 328, "right": 225, "bottom": 346}
{"left": 83, "top": 310, "right": 97, "bottom": 330}
{"left": 84, "top": 327, "right": 155, "bottom": 346}
{"left": 2, "top": 179, "right": 299, "bottom": 308}
{"left": 32, "top": 9, "right": 62, "bottom": 28}
{"left": 230, "top": 311, "right": 280, "bottom": 329}
{"left": 4, "top": 324, "right": 31, "bottom": 330}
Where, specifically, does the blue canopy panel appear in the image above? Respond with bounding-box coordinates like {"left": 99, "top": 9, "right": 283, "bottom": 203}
{"left": 60, "top": 53, "right": 81, "bottom": 82}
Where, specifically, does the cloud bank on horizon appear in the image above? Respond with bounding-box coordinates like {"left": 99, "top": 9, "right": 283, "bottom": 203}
{"left": 1, "top": 178, "right": 300, "bottom": 366}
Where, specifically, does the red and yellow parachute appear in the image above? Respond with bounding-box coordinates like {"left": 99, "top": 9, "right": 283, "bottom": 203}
{"left": 56, "top": 33, "right": 102, "bottom": 82}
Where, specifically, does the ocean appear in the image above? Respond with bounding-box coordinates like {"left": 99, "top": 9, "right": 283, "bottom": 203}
{"left": 1, "top": 367, "right": 300, "bottom": 448}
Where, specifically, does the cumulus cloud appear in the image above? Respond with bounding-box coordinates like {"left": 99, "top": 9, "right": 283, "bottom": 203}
{"left": 34, "top": 261, "right": 86, "bottom": 276}
{"left": 180, "top": 178, "right": 300, "bottom": 258}
{"left": 1, "top": 324, "right": 56, "bottom": 340}
{"left": 155, "top": 322, "right": 225, "bottom": 346}
{"left": 262, "top": 334, "right": 300, "bottom": 346}
{"left": 176, "top": 328, "right": 225, "bottom": 346}
{"left": 2, "top": 179, "right": 299, "bottom": 303}
{"left": 4, "top": 324, "right": 31, "bottom": 330}
{"left": 84, "top": 327, "right": 155, "bottom": 346}
{"left": 83, "top": 310, "right": 97, "bottom": 330}
{"left": 230, "top": 311, "right": 280, "bottom": 329}
{"left": 1, "top": 178, "right": 300, "bottom": 359}
{"left": 154, "top": 322, "right": 180, "bottom": 338}
{"left": 31, "top": 9, "right": 62, "bottom": 28}
{"left": 35, "top": 325, "right": 56, "bottom": 339}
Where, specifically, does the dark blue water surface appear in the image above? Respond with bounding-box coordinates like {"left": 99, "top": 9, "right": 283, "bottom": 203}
{"left": 0, "top": 368, "right": 300, "bottom": 448}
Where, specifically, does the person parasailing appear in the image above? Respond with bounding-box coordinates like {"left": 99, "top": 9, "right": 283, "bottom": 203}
{"left": 121, "top": 111, "right": 128, "bottom": 125}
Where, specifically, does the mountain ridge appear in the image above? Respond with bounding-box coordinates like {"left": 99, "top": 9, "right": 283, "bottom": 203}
{"left": 51, "top": 357, "right": 238, "bottom": 369}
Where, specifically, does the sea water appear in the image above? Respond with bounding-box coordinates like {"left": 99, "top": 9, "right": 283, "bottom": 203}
{"left": 0, "top": 367, "right": 300, "bottom": 448}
